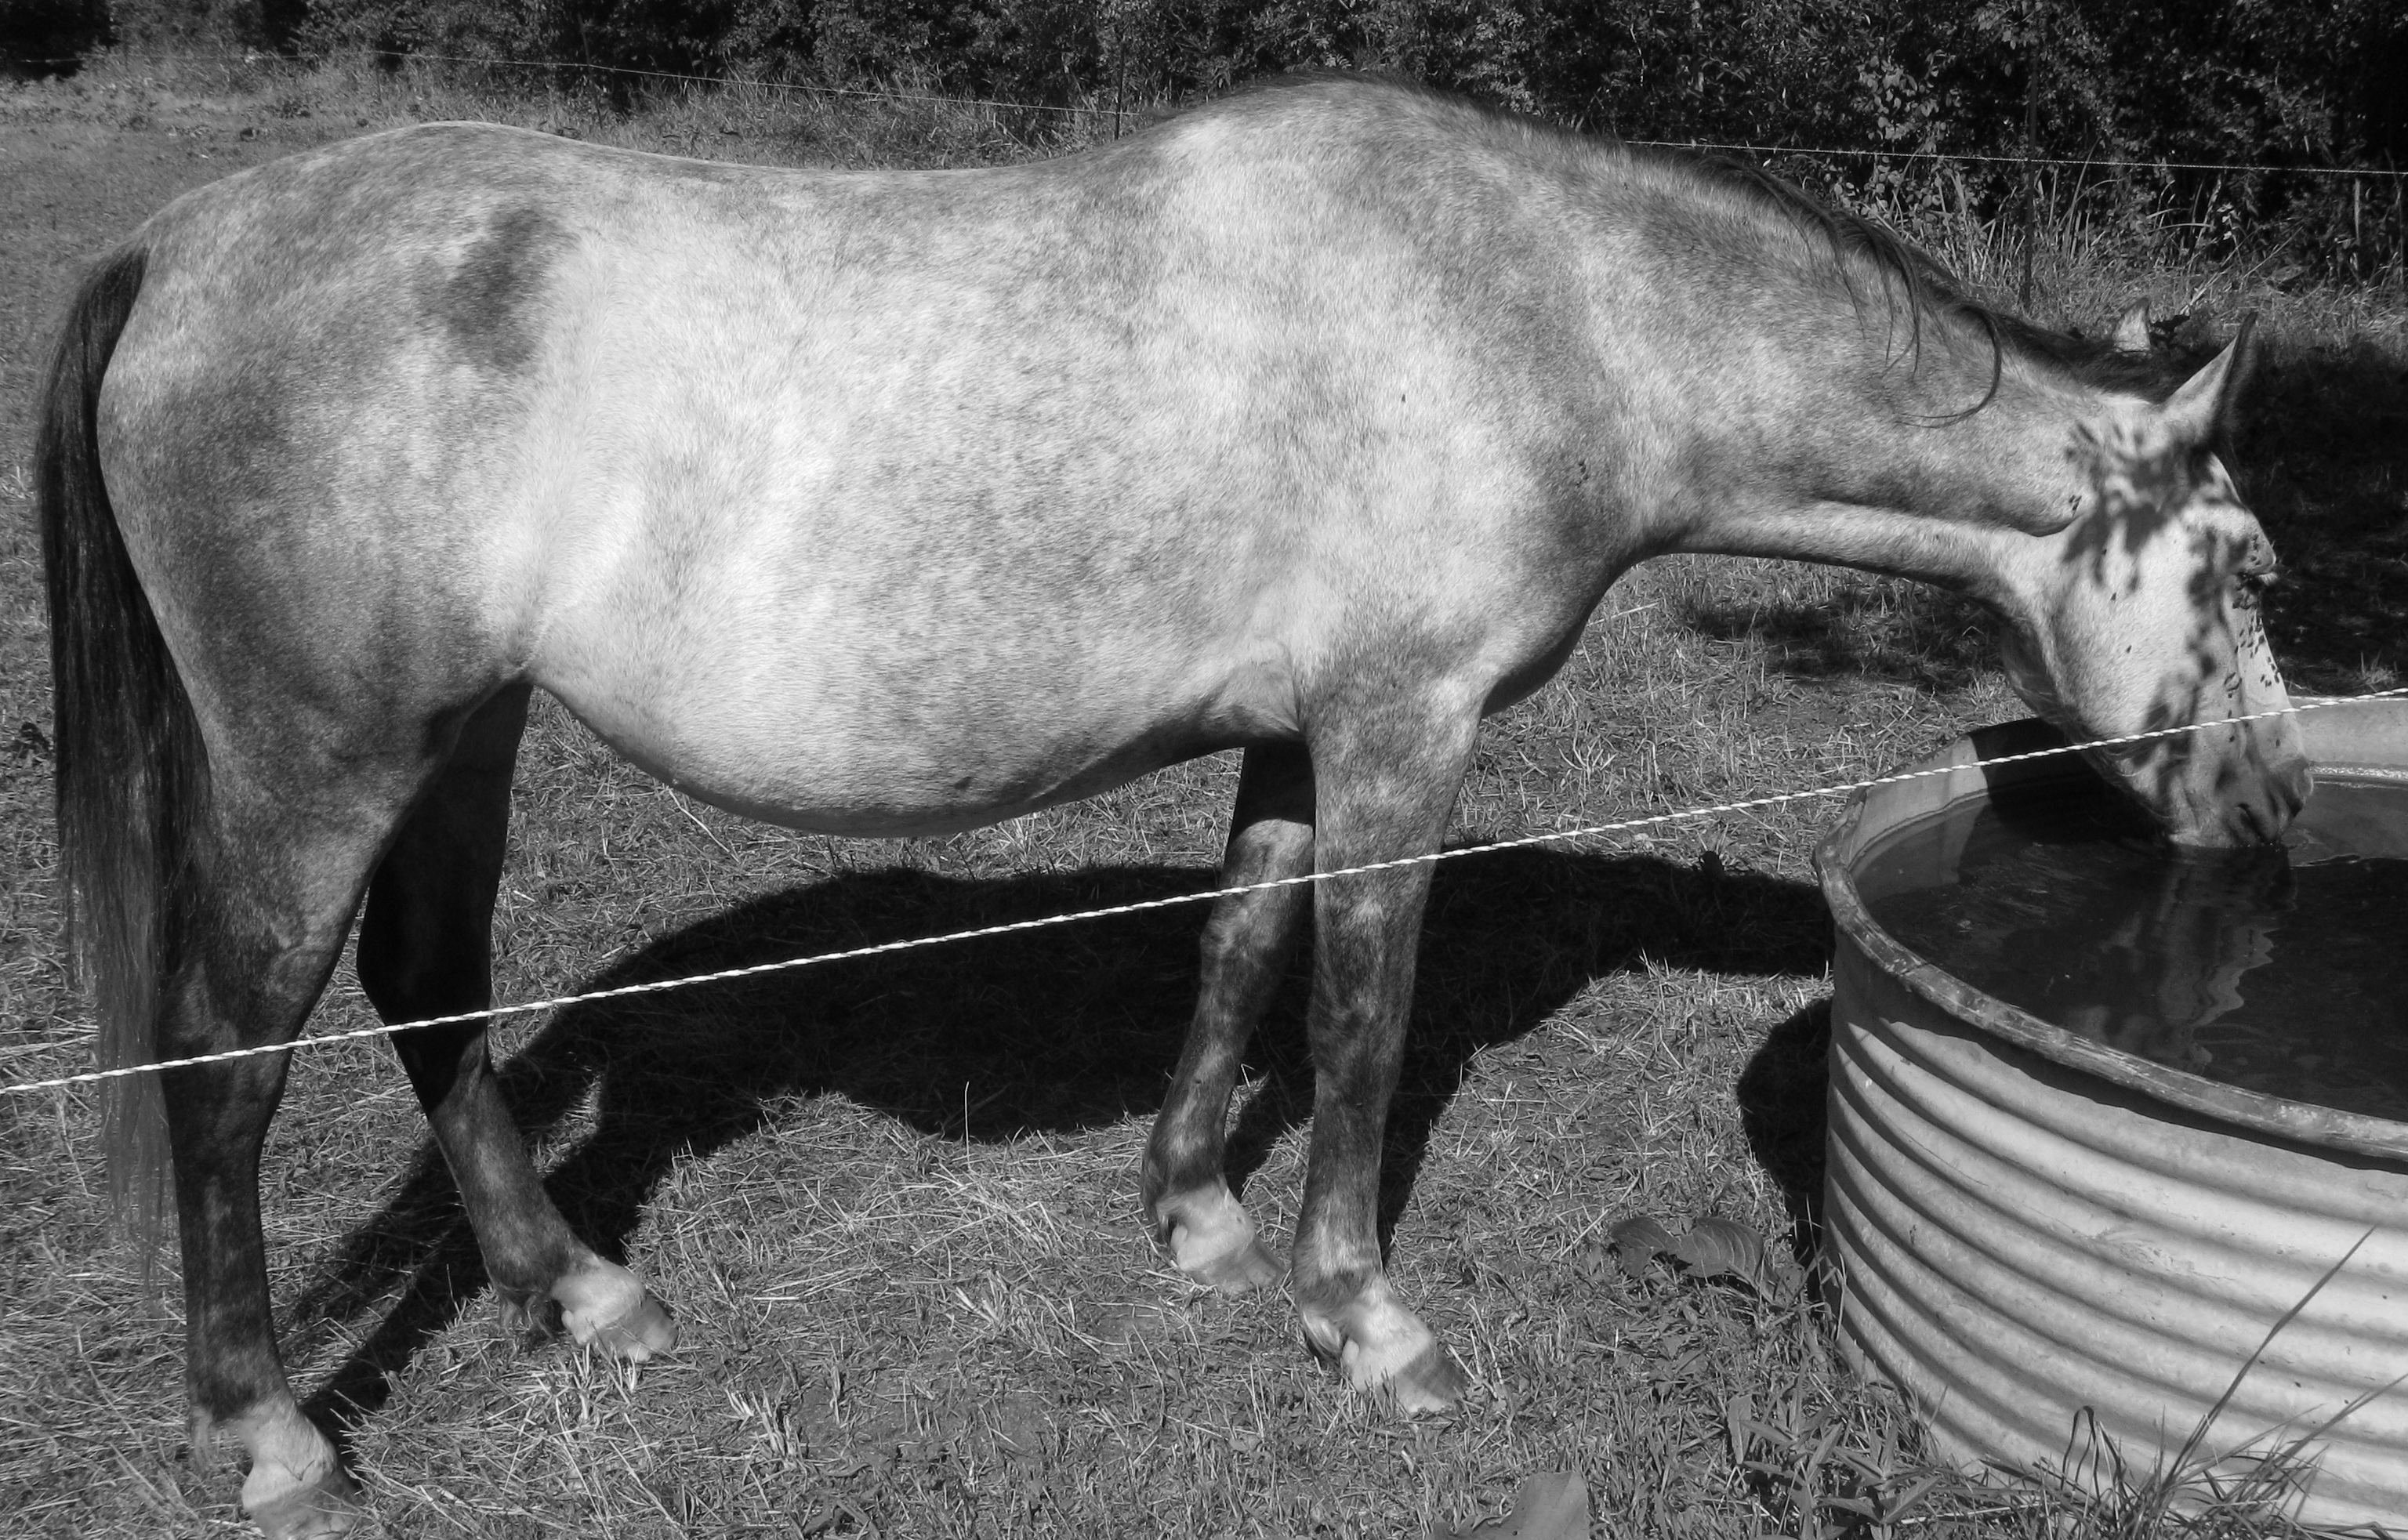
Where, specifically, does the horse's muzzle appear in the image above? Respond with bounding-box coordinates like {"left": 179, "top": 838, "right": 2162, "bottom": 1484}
{"left": 2174, "top": 746, "right": 2312, "bottom": 848}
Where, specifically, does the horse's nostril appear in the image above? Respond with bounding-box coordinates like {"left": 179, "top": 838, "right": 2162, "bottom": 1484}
{"left": 2241, "top": 762, "right": 2312, "bottom": 842}
{"left": 2274, "top": 762, "right": 2312, "bottom": 821}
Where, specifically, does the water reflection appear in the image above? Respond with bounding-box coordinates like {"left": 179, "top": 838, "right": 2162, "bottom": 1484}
{"left": 2044, "top": 845, "right": 2292, "bottom": 1073}
{"left": 1861, "top": 776, "right": 2408, "bottom": 1120}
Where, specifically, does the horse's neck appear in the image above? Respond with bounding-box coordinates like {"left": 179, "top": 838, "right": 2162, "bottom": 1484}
{"left": 1656, "top": 342, "right": 2106, "bottom": 600}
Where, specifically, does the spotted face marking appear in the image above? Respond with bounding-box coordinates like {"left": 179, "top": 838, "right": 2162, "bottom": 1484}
{"left": 2002, "top": 337, "right": 2309, "bottom": 846}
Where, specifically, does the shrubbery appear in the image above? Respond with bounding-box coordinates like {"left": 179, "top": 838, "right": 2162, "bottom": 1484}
{"left": 268, "top": 0, "right": 2401, "bottom": 172}
{"left": 39, "top": 1, "right": 2408, "bottom": 275}
{"left": 2, "top": 0, "right": 114, "bottom": 75}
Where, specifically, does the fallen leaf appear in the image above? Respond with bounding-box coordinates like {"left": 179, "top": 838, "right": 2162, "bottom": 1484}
{"left": 1671, "top": 1216, "right": 1769, "bottom": 1288}
{"left": 1609, "top": 1215, "right": 1675, "bottom": 1273}
{"left": 1435, "top": 1471, "right": 1591, "bottom": 1540}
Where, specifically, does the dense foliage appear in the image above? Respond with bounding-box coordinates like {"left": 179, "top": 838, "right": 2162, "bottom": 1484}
{"left": 42, "top": 1, "right": 2408, "bottom": 274}
{"left": 2, "top": 0, "right": 114, "bottom": 74}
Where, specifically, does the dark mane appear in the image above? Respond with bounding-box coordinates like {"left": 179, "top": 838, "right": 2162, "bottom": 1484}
{"left": 1209, "top": 73, "right": 2189, "bottom": 409}
{"left": 1651, "top": 150, "right": 2190, "bottom": 408}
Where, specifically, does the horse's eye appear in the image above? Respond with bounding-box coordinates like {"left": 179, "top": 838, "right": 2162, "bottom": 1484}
{"left": 2239, "top": 567, "right": 2279, "bottom": 596}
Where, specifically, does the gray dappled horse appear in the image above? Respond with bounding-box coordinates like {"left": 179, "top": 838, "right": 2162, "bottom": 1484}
{"left": 38, "top": 76, "right": 2308, "bottom": 1536}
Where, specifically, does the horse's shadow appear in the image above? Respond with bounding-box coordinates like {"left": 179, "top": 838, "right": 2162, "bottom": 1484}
{"left": 288, "top": 842, "right": 1833, "bottom": 1432}
{"left": 1736, "top": 998, "right": 1833, "bottom": 1262}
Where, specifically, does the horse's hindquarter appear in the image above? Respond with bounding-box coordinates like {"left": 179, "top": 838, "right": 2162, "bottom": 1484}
{"left": 103, "top": 112, "right": 1619, "bottom": 834}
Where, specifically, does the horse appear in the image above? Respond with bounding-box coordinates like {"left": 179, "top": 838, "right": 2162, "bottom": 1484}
{"left": 38, "top": 74, "right": 2307, "bottom": 1537}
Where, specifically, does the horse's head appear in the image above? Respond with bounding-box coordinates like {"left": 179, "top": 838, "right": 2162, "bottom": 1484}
{"left": 1998, "top": 321, "right": 2311, "bottom": 846}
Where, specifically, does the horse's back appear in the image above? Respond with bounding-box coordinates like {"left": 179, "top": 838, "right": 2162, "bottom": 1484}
{"left": 93, "top": 83, "right": 1630, "bottom": 831}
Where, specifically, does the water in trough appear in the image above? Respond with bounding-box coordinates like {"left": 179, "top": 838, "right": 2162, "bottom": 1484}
{"left": 1857, "top": 771, "right": 2408, "bottom": 1121}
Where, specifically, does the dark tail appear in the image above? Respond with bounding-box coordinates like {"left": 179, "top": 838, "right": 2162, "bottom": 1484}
{"left": 37, "top": 245, "right": 207, "bottom": 1274}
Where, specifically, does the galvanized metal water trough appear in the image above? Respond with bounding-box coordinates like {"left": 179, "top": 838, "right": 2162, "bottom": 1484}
{"left": 1817, "top": 703, "right": 2408, "bottom": 1528}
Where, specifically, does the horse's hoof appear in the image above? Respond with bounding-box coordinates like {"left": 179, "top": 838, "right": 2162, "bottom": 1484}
{"left": 1188, "top": 1234, "right": 1285, "bottom": 1295}
{"left": 584, "top": 1292, "right": 677, "bottom": 1360}
{"left": 245, "top": 1463, "right": 361, "bottom": 1539}
{"left": 557, "top": 1259, "right": 676, "bottom": 1361}
{"left": 1157, "top": 1184, "right": 1282, "bottom": 1295}
{"left": 1382, "top": 1341, "right": 1470, "bottom": 1415}
{"left": 1298, "top": 1275, "right": 1467, "bottom": 1415}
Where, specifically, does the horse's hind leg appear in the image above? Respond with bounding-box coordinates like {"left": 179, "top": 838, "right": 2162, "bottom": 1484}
{"left": 1143, "top": 741, "right": 1312, "bottom": 1293}
{"left": 162, "top": 797, "right": 408, "bottom": 1537}
{"left": 355, "top": 686, "right": 673, "bottom": 1359}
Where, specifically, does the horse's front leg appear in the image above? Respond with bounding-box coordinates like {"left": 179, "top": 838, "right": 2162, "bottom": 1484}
{"left": 1144, "top": 741, "right": 1314, "bottom": 1292}
{"left": 1289, "top": 702, "right": 1478, "bottom": 1412}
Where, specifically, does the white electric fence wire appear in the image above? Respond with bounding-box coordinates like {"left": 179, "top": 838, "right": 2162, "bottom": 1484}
{"left": 8, "top": 687, "right": 2404, "bottom": 1099}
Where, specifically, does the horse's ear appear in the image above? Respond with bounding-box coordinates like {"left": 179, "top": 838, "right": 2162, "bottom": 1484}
{"left": 2160, "top": 313, "right": 2260, "bottom": 451}
{"left": 2110, "top": 299, "right": 2152, "bottom": 353}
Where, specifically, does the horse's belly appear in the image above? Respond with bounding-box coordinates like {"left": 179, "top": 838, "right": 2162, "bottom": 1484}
{"left": 564, "top": 694, "right": 1221, "bottom": 837}
{"left": 532, "top": 609, "right": 1285, "bottom": 837}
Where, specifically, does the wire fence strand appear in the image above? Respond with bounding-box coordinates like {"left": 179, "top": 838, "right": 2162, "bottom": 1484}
{"left": 8, "top": 687, "right": 2403, "bottom": 1099}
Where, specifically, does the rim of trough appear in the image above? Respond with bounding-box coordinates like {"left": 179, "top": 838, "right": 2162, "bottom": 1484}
{"left": 1816, "top": 701, "right": 2408, "bottom": 1165}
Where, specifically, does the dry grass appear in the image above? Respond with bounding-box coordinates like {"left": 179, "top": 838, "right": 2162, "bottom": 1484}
{"left": 2, "top": 49, "right": 2404, "bottom": 1540}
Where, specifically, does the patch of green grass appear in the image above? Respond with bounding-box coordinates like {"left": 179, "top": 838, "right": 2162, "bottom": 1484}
{"left": 3, "top": 53, "right": 2404, "bottom": 1540}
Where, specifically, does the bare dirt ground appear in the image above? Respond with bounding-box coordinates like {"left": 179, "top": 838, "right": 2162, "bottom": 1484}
{"left": 3, "top": 54, "right": 2405, "bottom": 1540}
